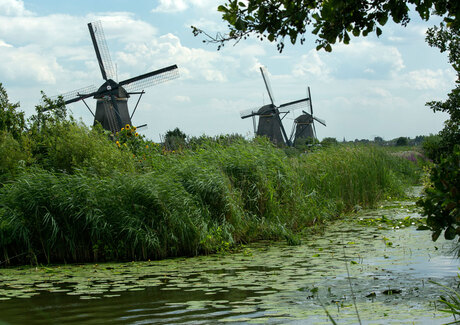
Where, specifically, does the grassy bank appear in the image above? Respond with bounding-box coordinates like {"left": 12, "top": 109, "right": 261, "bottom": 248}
{"left": 0, "top": 133, "right": 420, "bottom": 265}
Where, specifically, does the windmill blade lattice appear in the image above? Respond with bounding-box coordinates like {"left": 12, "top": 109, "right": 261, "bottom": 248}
{"left": 307, "top": 86, "right": 314, "bottom": 115}
{"left": 260, "top": 67, "right": 276, "bottom": 105}
{"left": 240, "top": 107, "right": 261, "bottom": 119}
{"left": 278, "top": 98, "right": 310, "bottom": 113}
{"left": 121, "top": 65, "right": 179, "bottom": 93}
{"left": 88, "top": 21, "right": 116, "bottom": 81}
{"left": 313, "top": 116, "right": 326, "bottom": 126}
{"left": 44, "top": 84, "right": 98, "bottom": 106}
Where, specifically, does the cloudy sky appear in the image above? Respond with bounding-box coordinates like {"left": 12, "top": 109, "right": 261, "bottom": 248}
{"left": 0, "top": 0, "right": 455, "bottom": 142}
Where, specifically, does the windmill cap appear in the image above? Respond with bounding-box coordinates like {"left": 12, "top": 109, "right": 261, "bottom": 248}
{"left": 94, "top": 79, "right": 130, "bottom": 99}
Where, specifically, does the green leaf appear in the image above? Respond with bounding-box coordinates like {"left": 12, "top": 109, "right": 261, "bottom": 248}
{"left": 416, "top": 225, "right": 431, "bottom": 231}
{"left": 325, "top": 44, "right": 332, "bottom": 52}
{"left": 376, "top": 27, "right": 382, "bottom": 37}
{"left": 378, "top": 14, "right": 388, "bottom": 26}
{"left": 432, "top": 229, "right": 442, "bottom": 241}
{"left": 444, "top": 226, "right": 456, "bottom": 240}
{"left": 217, "top": 5, "right": 228, "bottom": 13}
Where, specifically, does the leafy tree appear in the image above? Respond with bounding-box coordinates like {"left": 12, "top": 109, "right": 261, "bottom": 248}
{"left": 374, "top": 136, "right": 384, "bottom": 143}
{"left": 418, "top": 23, "right": 460, "bottom": 242}
{"left": 27, "top": 92, "right": 72, "bottom": 170}
{"left": 419, "top": 146, "right": 459, "bottom": 242}
{"left": 164, "top": 127, "right": 187, "bottom": 151}
{"left": 0, "top": 83, "right": 25, "bottom": 140}
{"left": 321, "top": 137, "right": 338, "bottom": 147}
{"left": 193, "top": 0, "right": 459, "bottom": 52}
{"left": 396, "top": 136, "right": 409, "bottom": 146}
{"left": 422, "top": 134, "right": 443, "bottom": 161}
{"left": 425, "top": 23, "right": 460, "bottom": 160}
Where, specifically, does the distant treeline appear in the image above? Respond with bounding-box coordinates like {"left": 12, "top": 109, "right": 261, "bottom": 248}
{"left": 321, "top": 135, "right": 429, "bottom": 147}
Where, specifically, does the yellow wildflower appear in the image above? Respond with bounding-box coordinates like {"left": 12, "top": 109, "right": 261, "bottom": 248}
{"left": 133, "top": 126, "right": 137, "bottom": 131}
{"left": 121, "top": 128, "right": 124, "bottom": 131}
{"left": 135, "top": 132, "right": 139, "bottom": 137}
{"left": 125, "top": 124, "right": 130, "bottom": 130}
{"left": 145, "top": 145, "right": 149, "bottom": 149}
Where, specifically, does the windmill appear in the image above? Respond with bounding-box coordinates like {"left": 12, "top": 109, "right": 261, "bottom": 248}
{"left": 240, "top": 67, "right": 310, "bottom": 146}
{"left": 46, "top": 20, "right": 179, "bottom": 134}
{"left": 290, "top": 87, "right": 326, "bottom": 146}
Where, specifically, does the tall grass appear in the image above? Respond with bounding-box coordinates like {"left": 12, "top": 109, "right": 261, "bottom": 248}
{"left": 0, "top": 138, "right": 419, "bottom": 264}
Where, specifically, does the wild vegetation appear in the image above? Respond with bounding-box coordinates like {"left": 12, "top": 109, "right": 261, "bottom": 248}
{"left": 0, "top": 85, "right": 422, "bottom": 265}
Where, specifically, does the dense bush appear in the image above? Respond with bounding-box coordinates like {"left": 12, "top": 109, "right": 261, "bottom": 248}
{"left": 418, "top": 23, "right": 460, "bottom": 243}
{"left": 419, "top": 146, "right": 460, "bottom": 241}
{"left": 422, "top": 134, "right": 443, "bottom": 162}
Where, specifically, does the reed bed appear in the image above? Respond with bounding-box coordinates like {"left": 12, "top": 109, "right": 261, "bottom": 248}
{"left": 0, "top": 138, "right": 419, "bottom": 264}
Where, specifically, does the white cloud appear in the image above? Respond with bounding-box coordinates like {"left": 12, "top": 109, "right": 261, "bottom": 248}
{"left": 0, "top": 39, "right": 12, "bottom": 47}
{"left": 151, "top": 0, "right": 189, "bottom": 13}
{"left": 0, "top": 0, "right": 31, "bottom": 16}
{"left": 403, "top": 69, "right": 456, "bottom": 90}
{"left": 115, "top": 33, "right": 231, "bottom": 83}
{"left": 388, "top": 36, "right": 404, "bottom": 42}
{"left": 0, "top": 45, "right": 61, "bottom": 84}
{"left": 174, "top": 95, "right": 191, "bottom": 102}
{"left": 334, "top": 40, "right": 405, "bottom": 78}
{"left": 152, "top": 0, "right": 219, "bottom": 13}
{"left": 292, "top": 50, "right": 331, "bottom": 80}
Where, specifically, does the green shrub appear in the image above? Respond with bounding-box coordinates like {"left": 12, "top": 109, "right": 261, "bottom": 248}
{"left": 0, "top": 131, "right": 29, "bottom": 182}
{"left": 0, "top": 83, "right": 25, "bottom": 140}
{"left": 418, "top": 145, "right": 460, "bottom": 242}
{"left": 422, "top": 134, "right": 443, "bottom": 161}
{"left": 396, "top": 137, "right": 409, "bottom": 146}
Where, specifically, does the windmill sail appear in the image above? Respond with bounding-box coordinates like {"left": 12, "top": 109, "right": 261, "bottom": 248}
{"left": 121, "top": 65, "right": 179, "bottom": 92}
{"left": 313, "top": 116, "right": 326, "bottom": 126}
{"left": 260, "top": 67, "right": 275, "bottom": 105}
{"left": 88, "top": 21, "right": 116, "bottom": 81}
{"left": 45, "top": 85, "right": 98, "bottom": 106}
{"left": 278, "top": 98, "right": 310, "bottom": 113}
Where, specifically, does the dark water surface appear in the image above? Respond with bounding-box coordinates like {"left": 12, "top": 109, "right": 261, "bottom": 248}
{"left": 1, "top": 187, "right": 459, "bottom": 324}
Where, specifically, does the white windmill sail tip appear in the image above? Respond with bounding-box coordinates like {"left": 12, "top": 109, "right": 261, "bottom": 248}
{"left": 240, "top": 107, "right": 260, "bottom": 118}
{"left": 313, "top": 116, "right": 326, "bottom": 126}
